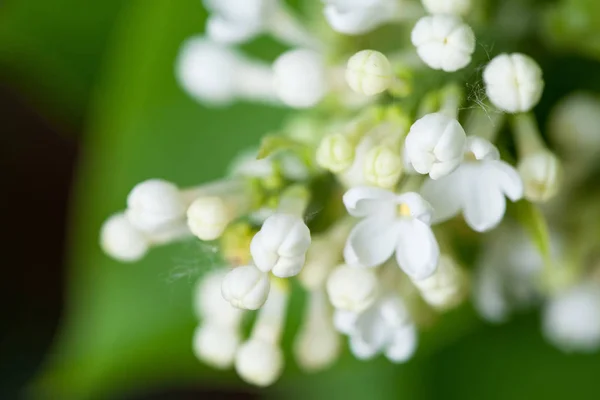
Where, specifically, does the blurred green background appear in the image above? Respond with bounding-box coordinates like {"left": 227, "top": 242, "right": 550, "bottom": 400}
{"left": 2, "top": 0, "right": 600, "bottom": 399}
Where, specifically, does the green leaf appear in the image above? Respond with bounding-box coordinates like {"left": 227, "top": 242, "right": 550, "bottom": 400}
{"left": 257, "top": 135, "right": 310, "bottom": 160}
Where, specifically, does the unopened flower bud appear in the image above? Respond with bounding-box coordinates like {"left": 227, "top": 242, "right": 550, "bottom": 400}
{"left": 326, "top": 265, "right": 379, "bottom": 312}
{"left": 194, "top": 270, "right": 243, "bottom": 325}
{"left": 187, "top": 197, "right": 233, "bottom": 241}
{"left": 411, "top": 255, "right": 466, "bottom": 310}
{"left": 273, "top": 49, "right": 328, "bottom": 108}
{"left": 316, "top": 133, "right": 356, "bottom": 173}
{"left": 323, "top": 0, "right": 399, "bottom": 35}
{"left": 235, "top": 338, "right": 284, "bottom": 386}
{"left": 346, "top": 50, "right": 393, "bottom": 96}
{"left": 126, "top": 179, "right": 185, "bottom": 233}
{"left": 405, "top": 113, "right": 466, "bottom": 180}
{"left": 363, "top": 145, "right": 403, "bottom": 188}
{"left": 543, "top": 283, "right": 600, "bottom": 353}
{"left": 518, "top": 150, "right": 562, "bottom": 203}
{"left": 193, "top": 323, "right": 240, "bottom": 369}
{"left": 100, "top": 213, "right": 149, "bottom": 262}
{"left": 250, "top": 213, "right": 311, "bottom": 278}
{"left": 483, "top": 53, "right": 544, "bottom": 113}
{"left": 206, "top": 15, "right": 261, "bottom": 45}
{"left": 422, "top": 0, "right": 471, "bottom": 15}
{"left": 221, "top": 265, "right": 271, "bottom": 310}
{"left": 411, "top": 15, "right": 475, "bottom": 72}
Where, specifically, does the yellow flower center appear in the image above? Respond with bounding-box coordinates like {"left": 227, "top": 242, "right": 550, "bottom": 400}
{"left": 397, "top": 203, "right": 411, "bottom": 217}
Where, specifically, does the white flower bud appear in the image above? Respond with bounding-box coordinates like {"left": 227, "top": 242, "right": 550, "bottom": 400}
{"left": 483, "top": 53, "right": 544, "bottom": 113}
{"left": 363, "top": 145, "right": 403, "bottom": 188}
{"left": 126, "top": 179, "right": 185, "bottom": 233}
{"left": 405, "top": 113, "right": 467, "bottom": 180}
{"left": 326, "top": 265, "right": 379, "bottom": 312}
{"left": 543, "top": 283, "right": 600, "bottom": 353}
{"left": 194, "top": 270, "right": 243, "bottom": 325}
{"left": 206, "top": 15, "right": 262, "bottom": 45}
{"left": 221, "top": 265, "right": 271, "bottom": 310}
{"left": 176, "top": 38, "right": 241, "bottom": 105}
{"left": 316, "top": 133, "right": 356, "bottom": 173}
{"left": 517, "top": 150, "right": 563, "bottom": 203}
{"left": 411, "top": 255, "right": 465, "bottom": 310}
{"left": 235, "top": 338, "right": 283, "bottom": 387}
{"left": 411, "top": 15, "right": 475, "bottom": 72}
{"left": 193, "top": 323, "right": 240, "bottom": 369}
{"left": 346, "top": 50, "right": 393, "bottom": 96}
{"left": 250, "top": 213, "right": 311, "bottom": 278}
{"left": 421, "top": 0, "right": 471, "bottom": 16}
{"left": 273, "top": 49, "right": 328, "bottom": 108}
{"left": 100, "top": 213, "right": 149, "bottom": 262}
{"left": 323, "top": 0, "right": 399, "bottom": 35}
{"left": 204, "top": 0, "right": 274, "bottom": 26}
{"left": 187, "top": 197, "right": 233, "bottom": 241}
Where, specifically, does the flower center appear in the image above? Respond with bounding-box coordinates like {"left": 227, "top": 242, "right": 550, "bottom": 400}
{"left": 464, "top": 151, "right": 478, "bottom": 162}
{"left": 397, "top": 203, "right": 411, "bottom": 217}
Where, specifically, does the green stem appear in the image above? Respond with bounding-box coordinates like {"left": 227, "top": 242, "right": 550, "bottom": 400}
{"left": 511, "top": 112, "right": 546, "bottom": 158}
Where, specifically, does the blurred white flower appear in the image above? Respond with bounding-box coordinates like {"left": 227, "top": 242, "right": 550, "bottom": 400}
{"left": 193, "top": 323, "right": 241, "bottom": 369}
{"left": 343, "top": 188, "right": 440, "bottom": 280}
{"left": 126, "top": 179, "right": 186, "bottom": 233}
{"left": 411, "top": 15, "right": 475, "bottom": 72}
{"left": 327, "top": 264, "right": 379, "bottom": 312}
{"left": 322, "top": 0, "right": 401, "bottom": 35}
{"left": 412, "top": 254, "right": 466, "bottom": 310}
{"left": 517, "top": 150, "right": 563, "bottom": 203}
{"left": 273, "top": 49, "right": 329, "bottom": 108}
{"left": 484, "top": 53, "right": 544, "bottom": 113}
{"left": 421, "top": 136, "right": 523, "bottom": 232}
{"left": 421, "top": 0, "right": 471, "bottom": 15}
{"left": 100, "top": 213, "right": 150, "bottom": 262}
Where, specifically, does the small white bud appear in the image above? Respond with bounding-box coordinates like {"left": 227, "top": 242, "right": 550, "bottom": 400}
{"left": 363, "top": 145, "right": 403, "bottom": 188}
{"left": 193, "top": 323, "right": 240, "bottom": 369}
{"left": 421, "top": 0, "right": 471, "bottom": 16}
{"left": 323, "top": 0, "right": 399, "bottom": 35}
{"left": 411, "top": 15, "right": 475, "bottom": 72}
{"left": 176, "top": 38, "right": 241, "bottom": 105}
{"left": 411, "top": 255, "right": 466, "bottom": 310}
{"left": 221, "top": 265, "right": 271, "bottom": 310}
{"left": 518, "top": 150, "right": 563, "bottom": 203}
{"left": 250, "top": 213, "right": 311, "bottom": 278}
{"left": 326, "top": 265, "right": 379, "bottom": 312}
{"left": 187, "top": 197, "right": 233, "bottom": 241}
{"left": 273, "top": 49, "right": 328, "bottom": 108}
{"left": 100, "top": 213, "right": 149, "bottom": 262}
{"left": 206, "top": 15, "right": 262, "bottom": 45}
{"left": 543, "top": 283, "right": 600, "bottom": 353}
{"left": 126, "top": 179, "right": 185, "bottom": 233}
{"left": 294, "top": 321, "right": 340, "bottom": 372}
{"left": 235, "top": 338, "right": 283, "bottom": 387}
{"left": 194, "top": 270, "right": 243, "bottom": 325}
{"left": 405, "top": 113, "right": 467, "bottom": 180}
{"left": 316, "top": 133, "right": 356, "bottom": 173}
{"left": 483, "top": 53, "right": 544, "bottom": 113}
{"left": 204, "top": 0, "right": 274, "bottom": 26}
{"left": 346, "top": 50, "right": 393, "bottom": 96}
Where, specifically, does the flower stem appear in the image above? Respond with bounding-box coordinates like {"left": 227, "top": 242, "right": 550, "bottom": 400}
{"left": 510, "top": 112, "right": 546, "bottom": 158}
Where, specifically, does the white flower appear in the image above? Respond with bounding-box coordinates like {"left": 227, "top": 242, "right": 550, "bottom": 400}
{"left": 335, "top": 295, "right": 418, "bottom": 363}
{"left": 187, "top": 197, "right": 233, "bottom": 241}
{"left": 250, "top": 213, "right": 311, "bottom": 278}
{"left": 346, "top": 50, "right": 393, "bottom": 96}
{"left": 323, "top": 0, "right": 400, "bottom": 35}
{"left": 412, "top": 255, "right": 466, "bottom": 310}
{"left": 235, "top": 338, "right": 284, "bottom": 386}
{"left": 326, "top": 265, "right": 379, "bottom": 312}
{"left": 203, "top": 0, "right": 274, "bottom": 44}
{"left": 272, "top": 49, "right": 328, "bottom": 108}
{"left": 363, "top": 145, "right": 403, "bottom": 188}
{"left": 543, "top": 283, "right": 600, "bottom": 353}
{"left": 193, "top": 270, "right": 243, "bottom": 325}
{"left": 294, "top": 290, "right": 340, "bottom": 372}
{"left": 517, "top": 150, "right": 562, "bottom": 203}
{"left": 343, "top": 187, "right": 440, "bottom": 280}
{"left": 421, "top": 136, "right": 523, "bottom": 232}
{"left": 405, "top": 113, "right": 467, "bottom": 180}
{"left": 193, "top": 323, "right": 241, "bottom": 369}
{"left": 421, "top": 0, "right": 471, "bottom": 15}
{"left": 100, "top": 213, "right": 149, "bottom": 262}
{"left": 126, "top": 179, "right": 186, "bottom": 233}
{"left": 411, "top": 15, "right": 475, "bottom": 72}
{"left": 176, "top": 37, "right": 275, "bottom": 105}
{"left": 483, "top": 53, "right": 544, "bottom": 113}
{"left": 221, "top": 265, "right": 271, "bottom": 310}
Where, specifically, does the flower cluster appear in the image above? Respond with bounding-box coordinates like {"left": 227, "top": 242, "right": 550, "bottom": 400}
{"left": 101, "top": 0, "right": 600, "bottom": 387}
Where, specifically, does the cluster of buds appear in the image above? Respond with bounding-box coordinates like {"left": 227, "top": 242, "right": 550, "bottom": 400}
{"left": 100, "top": 0, "right": 600, "bottom": 388}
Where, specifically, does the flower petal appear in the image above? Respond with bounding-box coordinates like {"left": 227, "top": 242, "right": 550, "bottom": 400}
{"left": 487, "top": 160, "right": 524, "bottom": 202}
{"left": 344, "top": 215, "right": 399, "bottom": 268}
{"left": 349, "top": 334, "right": 379, "bottom": 360}
{"left": 333, "top": 309, "right": 359, "bottom": 335}
{"left": 343, "top": 186, "right": 396, "bottom": 217}
{"left": 385, "top": 324, "right": 418, "bottom": 363}
{"left": 462, "top": 167, "right": 506, "bottom": 232}
{"left": 395, "top": 219, "right": 440, "bottom": 280}
{"left": 420, "top": 170, "right": 463, "bottom": 224}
